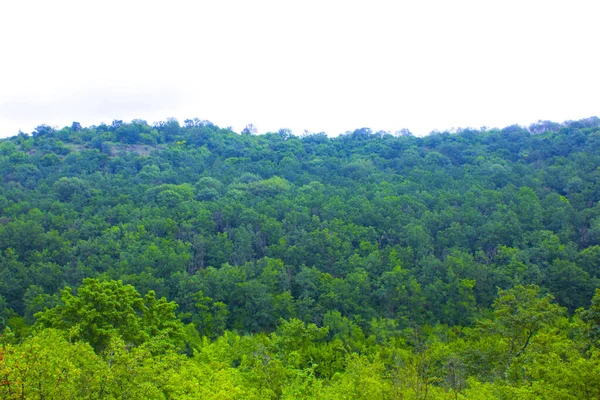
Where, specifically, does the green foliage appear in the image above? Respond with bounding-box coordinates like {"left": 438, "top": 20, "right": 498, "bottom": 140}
{"left": 1, "top": 117, "right": 600, "bottom": 396}
{"left": 581, "top": 288, "right": 600, "bottom": 347}
{"left": 54, "top": 176, "right": 90, "bottom": 201}
{"left": 0, "top": 329, "right": 105, "bottom": 399}
{"left": 35, "top": 278, "right": 183, "bottom": 353}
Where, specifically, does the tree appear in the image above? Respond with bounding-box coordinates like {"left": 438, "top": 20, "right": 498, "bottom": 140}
{"left": 580, "top": 288, "right": 600, "bottom": 347}
{"left": 53, "top": 176, "right": 90, "bottom": 202}
{"left": 155, "top": 117, "right": 181, "bottom": 142}
{"left": 486, "top": 284, "right": 565, "bottom": 378}
{"left": 32, "top": 124, "right": 55, "bottom": 138}
{"left": 35, "top": 278, "right": 183, "bottom": 353}
{"left": 241, "top": 124, "right": 257, "bottom": 135}
{"left": 546, "top": 259, "right": 596, "bottom": 312}
{"left": 376, "top": 265, "right": 424, "bottom": 322}
{"left": 0, "top": 329, "right": 105, "bottom": 399}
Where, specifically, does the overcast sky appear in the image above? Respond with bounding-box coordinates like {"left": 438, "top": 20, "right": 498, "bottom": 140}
{"left": 0, "top": 0, "right": 598, "bottom": 138}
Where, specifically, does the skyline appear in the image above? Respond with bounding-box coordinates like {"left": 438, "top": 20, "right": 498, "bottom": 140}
{"left": 1, "top": 0, "right": 598, "bottom": 138}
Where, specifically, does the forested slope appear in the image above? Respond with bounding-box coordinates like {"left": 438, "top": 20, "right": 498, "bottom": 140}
{"left": 1, "top": 117, "right": 600, "bottom": 398}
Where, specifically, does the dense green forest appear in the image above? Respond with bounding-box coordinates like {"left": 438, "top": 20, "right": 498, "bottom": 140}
{"left": 1, "top": 116, "right": 600, "bottom": 398}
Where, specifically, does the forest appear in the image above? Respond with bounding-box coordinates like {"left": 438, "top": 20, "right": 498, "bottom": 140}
{"left": 1, "top": 116, "right": 600, "bottom": 399}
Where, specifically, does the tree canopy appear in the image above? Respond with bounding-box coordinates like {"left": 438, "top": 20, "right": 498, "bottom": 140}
{"left": 1, "top": 116, "right": 600, "bottom": 398}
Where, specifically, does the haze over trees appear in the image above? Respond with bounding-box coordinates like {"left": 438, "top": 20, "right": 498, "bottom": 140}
{"left": 1, "top": 116, "right": 600, "bottom": 398}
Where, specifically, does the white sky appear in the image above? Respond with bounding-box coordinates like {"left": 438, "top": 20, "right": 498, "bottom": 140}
{"left": 0, "top": 0, "right": 598, "bottom": 137}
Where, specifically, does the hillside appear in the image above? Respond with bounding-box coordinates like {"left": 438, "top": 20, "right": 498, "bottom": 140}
{"left": 1, "top": 117, "right": 600, "bottom": 398}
